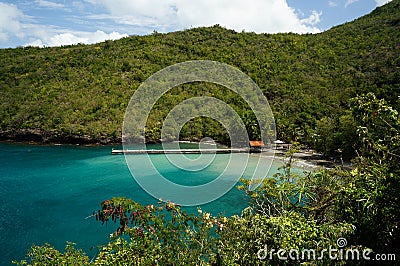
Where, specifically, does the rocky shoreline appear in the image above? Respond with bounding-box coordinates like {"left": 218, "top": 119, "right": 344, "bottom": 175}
{"left": 0, "top": 129, "right": 121, "bottom": 145}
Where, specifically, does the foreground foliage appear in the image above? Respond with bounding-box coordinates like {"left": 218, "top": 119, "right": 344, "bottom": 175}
{"left": 336, "top": 93, "right": 400, "bottom": 253}
{"left": 15, "top": 198, "right": 353, "bottom": 266}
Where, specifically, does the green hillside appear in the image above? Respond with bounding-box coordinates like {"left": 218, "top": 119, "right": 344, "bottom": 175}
{"left": 0, "top": 0, "right": 399, "bottom": 155}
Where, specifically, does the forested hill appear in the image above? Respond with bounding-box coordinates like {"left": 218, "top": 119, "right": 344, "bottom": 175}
{"left": 0, "top": 0, "right": 399, "bottom": 154}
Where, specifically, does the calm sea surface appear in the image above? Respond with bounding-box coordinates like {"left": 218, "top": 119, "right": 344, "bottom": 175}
{"left": 0, "top": 142, "right": 284, "bottom": 265}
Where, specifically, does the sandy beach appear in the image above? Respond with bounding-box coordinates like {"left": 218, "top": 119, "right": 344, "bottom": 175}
{"left": 261, "top": 149, "right": 352, "bottom": 171}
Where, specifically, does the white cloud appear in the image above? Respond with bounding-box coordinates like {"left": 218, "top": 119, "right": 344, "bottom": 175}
{"left": 375, "top": 0, "right": 392, "bottom": 6}
{"left": 0, "top": 2, "right": 24, "bottom": 42}
{"left": 0, "top": 2, "right": 127, "bottom": 48}
{"left": 300, "top": 10, "right": 322, "bottom": 26}
{"left": 72, "top": 1, "right": 86, "bottom": 11}
{"left": 35, "top": 0, "right": 65, "bottom": 9}
{"left": 85, "top": 0, "right": 321, "bottom": 34}
{"left": 0, "top": 1, "right": 127, "bottom": 47}
{"left": 3, "top": 0, "right": 326, "bottom": 47}
{"left": 26, "top": 39, "right": 45, "bottom": 47}
{"left": 345, "top": 0, "right": 359, "bottom": 8}
{"left": 47, "top": 32, "right": 88, "bottom": 46}
{"left": 328, "top": 1, "right": 338, "bottom": 7}
{"left": 27, "top": 30, "right": 128, "bottom": 47}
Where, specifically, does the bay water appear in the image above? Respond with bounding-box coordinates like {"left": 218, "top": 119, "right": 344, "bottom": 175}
{"left": 0, "top": 142, "right": 284, "bottom": 265}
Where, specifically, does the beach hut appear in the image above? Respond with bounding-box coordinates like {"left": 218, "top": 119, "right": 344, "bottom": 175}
{"left": 249, "top": 140, "right": 264, "bottom": 153}
{"left": 273, "top": 139, "right": 284, "bottom": 150}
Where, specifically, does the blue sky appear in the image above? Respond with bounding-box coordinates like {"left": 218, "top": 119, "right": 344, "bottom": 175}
{"left": 0, "top": 0, "right": 393, "bottom": 48}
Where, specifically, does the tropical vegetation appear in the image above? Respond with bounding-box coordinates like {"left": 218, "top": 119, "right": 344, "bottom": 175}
{"left": 3, "top": 0, "right": 400, "bottom": 265}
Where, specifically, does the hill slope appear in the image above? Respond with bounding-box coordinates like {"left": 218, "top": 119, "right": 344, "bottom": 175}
{"left": 0, "top": 0, "right": 399, "bottom": 151}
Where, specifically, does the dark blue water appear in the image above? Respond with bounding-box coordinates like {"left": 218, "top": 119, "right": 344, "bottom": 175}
{"left": 0, "top": 142, "right": 282, "bottom": 265}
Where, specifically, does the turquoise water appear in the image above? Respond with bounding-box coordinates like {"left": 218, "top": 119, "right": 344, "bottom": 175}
{"left": 0, "top": 143, "right": 283, "bottom": 265}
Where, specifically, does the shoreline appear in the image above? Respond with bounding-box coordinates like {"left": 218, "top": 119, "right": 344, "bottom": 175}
{"left": 0, "top": 135, "right": 351, "bottom": 170}
{"left": 265, "top": 149, "right": 352, "bottom": 170}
